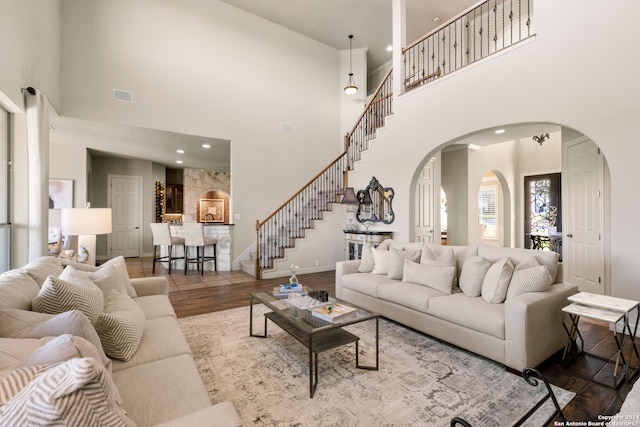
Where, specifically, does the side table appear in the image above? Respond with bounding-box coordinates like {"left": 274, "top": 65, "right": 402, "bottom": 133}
{"left": 343, "top": 230, "right": 392, "bottom": 260}
{"left": 562, "top": 292, "right": 640, "bottom": 388}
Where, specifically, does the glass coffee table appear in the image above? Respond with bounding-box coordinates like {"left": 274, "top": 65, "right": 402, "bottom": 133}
{"left": 249, "top": 290, "right": 379, "bottom": 398}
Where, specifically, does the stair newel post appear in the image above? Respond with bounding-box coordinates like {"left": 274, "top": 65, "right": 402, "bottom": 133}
{"left": 255, "top": 219, "right": 261, "bottom": 279}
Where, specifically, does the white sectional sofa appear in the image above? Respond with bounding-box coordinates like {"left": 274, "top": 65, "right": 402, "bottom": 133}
{"left": 336, "top": 242, "right": 579, "bottom": 372}
{"left": 0, "top": 256, "right": 240, "bottom": 426}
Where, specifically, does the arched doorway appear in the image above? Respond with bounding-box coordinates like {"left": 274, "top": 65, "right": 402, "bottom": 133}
{"left": 410, "top": 124, "right": 610, "bottom": 294}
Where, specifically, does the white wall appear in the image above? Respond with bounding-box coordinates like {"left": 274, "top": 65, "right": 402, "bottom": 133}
{"left": 350, "top": 0, "right": 640, "bottom": 299}
{"left": 58, "top": 0, "right": 344, "bottom": 268}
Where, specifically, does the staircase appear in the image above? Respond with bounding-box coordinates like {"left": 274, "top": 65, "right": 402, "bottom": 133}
{"left": 250, "top": 0, "right": 533, "bottom": 279}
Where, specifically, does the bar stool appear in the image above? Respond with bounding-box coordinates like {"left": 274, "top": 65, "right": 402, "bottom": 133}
{"left": 184, "top": 223, "right": 217, "bottom": 275}
{"left": 149, "top": 223, "right": 185, "bottom": 274}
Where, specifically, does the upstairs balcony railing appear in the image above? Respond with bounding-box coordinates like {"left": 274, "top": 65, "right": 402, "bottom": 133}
{"left": 403, "top": 0, "right": 534, "bottom": 92}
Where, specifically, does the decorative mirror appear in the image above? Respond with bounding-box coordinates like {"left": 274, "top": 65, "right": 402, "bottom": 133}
{"left": 356, "top": 177, "right": 395, "bottom": 224}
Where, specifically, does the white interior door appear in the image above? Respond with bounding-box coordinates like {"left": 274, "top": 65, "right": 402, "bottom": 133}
{"left": 414, "top": 156, "right": 440, "bottom": 243}
{"left": 108, "top": 175, "right": 142, "bottom": 258}
{"left": 563, "top": 137, "right": 604, "bottom": 293}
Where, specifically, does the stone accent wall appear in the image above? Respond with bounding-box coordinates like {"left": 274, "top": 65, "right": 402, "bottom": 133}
{"left": 183, "top": 168, "right": 231, "bottom": 223}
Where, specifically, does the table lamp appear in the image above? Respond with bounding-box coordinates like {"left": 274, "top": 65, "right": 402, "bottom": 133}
{"left": 61, "top": 208, "right": 112, "bottom": 266}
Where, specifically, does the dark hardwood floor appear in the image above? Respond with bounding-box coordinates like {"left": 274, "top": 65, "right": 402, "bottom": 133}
{"left": 126, "top": 257, "right": 638, "bottom": 425}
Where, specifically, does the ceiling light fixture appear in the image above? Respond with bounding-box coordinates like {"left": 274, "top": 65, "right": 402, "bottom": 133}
{"left": 176, "top": 149, "right": 184, "bottom": 154}
{"left": 176, "top": 160, "right": 183, "bottom": 164}
{"left": 386, "top": 45, "right": 393, "bottom": 52}
{"left": 468, "top": 144, "right": 481, "bottom": 151}
{"left": 344, "top": 35, "right": 358, "bottom": 95}
{"left": 532, "top": 133, "right": 550, "bottom": 145}
{"left": 202, "top": 144, "right": 210, "bottom": 149}
{"left": 494, "top": 129, "right": 506, "bottom": 134}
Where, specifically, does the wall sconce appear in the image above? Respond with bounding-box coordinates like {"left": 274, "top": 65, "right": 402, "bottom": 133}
{"left": 61, "top": 208, "right": 112, "bottom": 266}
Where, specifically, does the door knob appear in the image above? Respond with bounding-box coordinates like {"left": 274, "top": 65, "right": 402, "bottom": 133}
{"left": 567, "top": 233, "right": 573, "bottom": 238}
{"left": 134, "top": 226, "right": 140, "bottom": 229}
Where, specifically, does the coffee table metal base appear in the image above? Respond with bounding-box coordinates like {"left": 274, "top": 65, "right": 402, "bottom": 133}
{"left": 250, "top": 302, "right": 379, "bottom": 398}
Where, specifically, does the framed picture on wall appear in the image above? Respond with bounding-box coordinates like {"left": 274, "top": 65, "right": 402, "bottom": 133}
{"left": 199, "top": 198, "right": 224, "bottom": 223}
{"left": 49, "top": 179, "right": 73, "bottom": 209}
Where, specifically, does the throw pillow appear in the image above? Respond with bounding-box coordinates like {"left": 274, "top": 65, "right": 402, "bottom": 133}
{"left": 506, "top": 265, "right": 552, "bottom": 299}
{"left": 387, "top": 248, "right": 421, "bottom": 280}
{"left": 357, "top": 243, "right": 375, "bottom": 273}
{"left": 481, "top": 258, "right": 514, "bottom": 303}
{"left": 0, "top": 358, "right": 134, "bottom": 426}
{"left": 420, "top": 244, "right": 458, "bottom": 287}
{"left": 459, "top": 256, "right": 491, "bottom": 297}
{"left": 0, "top": 309, "right": 111, "bottom": 372}
{"left": 94, "top": 291, "right": 145, "bottom": 362}
{"left": 100, "top": 256, "right": 137, "bottom": 298}
{"left": 402, "top": 260, "right": 456, "bottom": 294}
{"left": 32, "top": 276, "right": 104, "bottom": 324}
{"left": 370, "top": 247, "right": 390, "bottom": 275}
{"left": 22, "top": 256, "right": 64, "bottom": 288}
{"left": 20, "top": 334, "right": 104, "bottom": 368}
{"left": 0, "top": 270, "right": 40, "bottom": 311}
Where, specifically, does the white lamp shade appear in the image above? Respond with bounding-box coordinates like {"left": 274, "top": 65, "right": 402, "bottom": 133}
{"left": 61, "top": 208, "right": 112, "bottom": 236}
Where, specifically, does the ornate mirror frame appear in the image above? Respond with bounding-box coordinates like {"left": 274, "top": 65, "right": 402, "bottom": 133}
{"left": 356, "top": 176, "right": 395, "bottom": 224}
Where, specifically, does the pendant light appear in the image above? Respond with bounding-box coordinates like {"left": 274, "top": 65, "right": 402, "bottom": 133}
{"left": 344, "top": 35, "right": 358, "bottom": 95}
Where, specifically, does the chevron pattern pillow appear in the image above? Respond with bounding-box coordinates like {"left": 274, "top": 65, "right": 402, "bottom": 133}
{"left": 94, "top": 291, "right": 145, "bottom": 362}
{"left": 0, "top": 358, "right": 133, "bottom": 426}
{"left": 32, "top": 276, "right": 104, "bottom": 324}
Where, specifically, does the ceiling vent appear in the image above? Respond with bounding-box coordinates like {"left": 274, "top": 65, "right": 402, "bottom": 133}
{"left": 113, "top": 89, "right": 133, "bottom": 103}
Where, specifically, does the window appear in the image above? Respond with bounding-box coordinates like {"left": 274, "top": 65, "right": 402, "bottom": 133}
{"left": 0, "top": 106, "right": 9, "bottom": 272}
{"left": 524, "top": 173, "right": 561, "bottom": 249}
{"left": 478, "top": 184, "right": 498, "bottom": 239}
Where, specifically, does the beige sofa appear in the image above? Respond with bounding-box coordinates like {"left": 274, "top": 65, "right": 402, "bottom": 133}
{"left": 0, "top": 256, "right": 240, "bottom": 426}
{"left": 336, "top": 242, "right": 579, "bottom": 372}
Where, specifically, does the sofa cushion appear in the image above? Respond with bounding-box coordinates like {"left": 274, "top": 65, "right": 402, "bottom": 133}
{"left": 341, "top": 273, "right": 398, "bottom": 298}
{"left": 378, "top": 281, "right": 446, "bottom": 313}
{"left": 111, "top": 316, "right": 193, "bottom": 372}
{"left": 387, "top": 248, "right": 421, "bottom": 280}
{"left": 481, "top": 258, "right": 514, "bottom": 303}
{"left": 0, "top": 358, "right": 134, "bottom": 426}
{"left": 0, "top": 309, "right": 111, "bottom": 372}
{"left": 0, "top": 270, "right": 40, "bottom": 311}
{"left": 112, "top": 354, "right": 213, "bottom": 426}
{"left": 94, "top": 291, "right": 145, "bottom": 362}
{"left": 420, "top": 244, "right": 457, "bottom": 287}
{"left": 506, "top": 264, "right": 552, "bottom": 299}
{"left": 478, "top": 245, "right": 559, "bottom": 282}
{"left": 32, "top": 276, "right": 104, "bottom": 323}
{"left": 459, "top": 256, "right": 491, "bottom": 297}
{"left": 402, "top": 260, "right": 456, "bottom": 295}
{"left": 357, "top": 243, "right": 375, "bottom": 273}
{"left": 22, "top": 256, "right": 64, "bottom": 287}
{"left": 428, "top": 293, "right": 506, "bottom": 339}
{"left": 134, "top": 295, "right": 177, "bottom": 320}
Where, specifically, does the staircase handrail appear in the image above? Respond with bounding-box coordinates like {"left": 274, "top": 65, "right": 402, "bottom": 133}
{"left": 255, "top": 151, "right": 348, "bottom": 278}
{"left": 346, "top": 67, "right": 393, "bottom": 142}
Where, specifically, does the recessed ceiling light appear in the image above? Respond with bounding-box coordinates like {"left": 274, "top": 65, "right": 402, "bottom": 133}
{"left": 468, "top": 144, "right": 481, "bottom": 151}
{"left": 176, "top": 160, "right": 183, "bottom": 164}
{"left": 494, "top": 129, "right": 506, "bottom": 134}
{"left": 176, "top": 149, "right": 184, "bottom": 154}
{"left": 202, "top": 144, "right": 210, "bottom": 149}
{"left": 386, "top": 45, "right": 393, "bottom": 52}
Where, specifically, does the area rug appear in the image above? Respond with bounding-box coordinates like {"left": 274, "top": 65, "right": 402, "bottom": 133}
{"left": 178, "top": 305, "right": 574, "bottom": 426}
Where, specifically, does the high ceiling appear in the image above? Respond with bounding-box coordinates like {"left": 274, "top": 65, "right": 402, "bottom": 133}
{"left": 51, "top": 0, "right": 490, "bottom": 170}
{"left": 218, "top": 0, "right": 477, "bottom": 72}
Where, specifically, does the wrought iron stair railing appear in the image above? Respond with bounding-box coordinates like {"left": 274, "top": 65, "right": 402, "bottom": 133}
{"left": 255, "top": 153, "right": 348, "bottom": 278}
